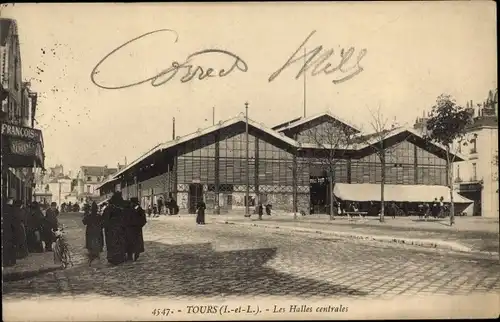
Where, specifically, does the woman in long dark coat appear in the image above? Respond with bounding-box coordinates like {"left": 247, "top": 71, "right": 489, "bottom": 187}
{"left": 83, "top": 202, "right": 104, "bottom": 266}
{"left": 102, "top": 192, "right": 127, "bottom": 265}
{"left": 196, "top": 200, "right": 206, "bottom": 225}
{"left": 125, "top": 198, "right": 147, "bottom": 261}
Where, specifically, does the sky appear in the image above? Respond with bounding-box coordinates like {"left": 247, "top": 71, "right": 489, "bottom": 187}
{"left": 2, "top": 2, "right": 497, "bottom": 174}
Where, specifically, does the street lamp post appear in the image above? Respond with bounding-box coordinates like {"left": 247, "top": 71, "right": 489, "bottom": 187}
{"left": 245, "top": 102, "right": 250, "bottom": 217}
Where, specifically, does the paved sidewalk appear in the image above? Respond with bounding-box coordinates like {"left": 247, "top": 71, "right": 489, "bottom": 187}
{"left": 210, "top": 213, "right": 499, "bottom": 257}
{"left": 2, "top": 251, "right": 61, "bottom": 282}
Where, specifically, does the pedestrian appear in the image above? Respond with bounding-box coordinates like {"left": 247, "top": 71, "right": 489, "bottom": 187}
{"left": 167, "top": 197, "right": 174, "bottom": 215}
{"left": 196, "top": 200, "right": 206, "bottom": 225}
{"left": 26, "top": 202, "right": 45, "bottom": 253}
{"left": 157, "top": 197, "right": 164, "bottom": 216}
{"left": 2, "top": 198, "right": 19, "bottom": 267}
{"left": 431, "top": 198, "right": 440, "bottom": 218}
{"left": 125, "top": 198, "right": 147, "bottom": 261}
{"left": 102, "top": 192, "right": 127, "bottom": 265}
{"left": 43, "top": 202, "right": 60, "bottom": 252}
{"left": 152, "top": 204, "right": 158, "bottom": 218}
{"left": 257, "top": 202, "right": 263, "bottom": 220}
{"left": 83, "top": 201, "right": 104, "bottom": 266}
{"left": 265, "top": 203, "right": 272, "bottom": 216}
{"left": 14, "top": 200, "right": 29, "bottom": 259}
{"left": 146, "top": 205, "right": 152, "bottom": 218}
{"left": 172, "top": 199, "right": 179, "bottom": 215}
{"left": 439, "top": 196, "right": 446, "bottom": 218}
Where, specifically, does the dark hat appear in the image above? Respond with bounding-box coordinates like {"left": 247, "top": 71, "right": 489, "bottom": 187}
{"left": 109, "top": 191, "right": 123, "bottom": 205}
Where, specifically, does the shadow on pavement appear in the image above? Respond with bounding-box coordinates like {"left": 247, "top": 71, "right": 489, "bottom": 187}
{"left": 3, "top": 266, "right": 61, "bottom": 282}
{"left": 3, "top": 241, "right": 367, "bottom": 298}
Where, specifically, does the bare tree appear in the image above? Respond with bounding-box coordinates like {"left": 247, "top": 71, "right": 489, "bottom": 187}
{"left": 302, "top": 119, "right": 358, "bottom": 220}
{"left": 356, "top": 106, "right": 401, "bottom": 223}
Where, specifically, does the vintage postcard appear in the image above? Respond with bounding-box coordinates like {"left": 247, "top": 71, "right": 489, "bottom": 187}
{"left": 1, "top": 1, "right": 498, "bottom": 321}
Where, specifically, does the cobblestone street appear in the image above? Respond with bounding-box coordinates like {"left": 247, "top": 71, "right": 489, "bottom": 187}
{"left": 3, "top": 213, "right": 500, "bottom": 301}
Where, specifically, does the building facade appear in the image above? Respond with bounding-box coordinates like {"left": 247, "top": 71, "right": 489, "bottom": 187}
{"left": 1, "top": 18, "right": 44, "bottom": 203}
{"left": 97, "top": 112, "right": 468, "bottom": 215}
{"left": 33, "top": 165, "right": 73, "bottom": 206}
{"left": 454, "top": 90, "right": 498, "bottom": 218}
{"left": 413, "top": 89, "right": 499, "bottom": 218}
{"left": 76, "top": 165, "right": 121, "bottom": 202}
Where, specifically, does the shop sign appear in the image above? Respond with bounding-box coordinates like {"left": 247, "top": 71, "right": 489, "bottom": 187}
{"left": 9, "top": 138, "right": 43, "bottom": 161}
{"left": 1, "top": 123, "right": 42, "bottom": 142}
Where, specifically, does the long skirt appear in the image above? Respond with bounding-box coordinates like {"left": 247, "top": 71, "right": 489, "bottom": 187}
{"left": 27, "top": 230, "right": 44, "bottom": 253}
{"left": 16, "top": 224, "right": 29, "bottom": 259}
{"left": 105, "top": 227, "right": 127, "bottom": 265}
{"left": 196, "top": 211, "right": 205, "bottom": 224}
{"left": 125, "top": 227, "right": 145, "bottom": 255}
{"left": 86, "top": 229, "right": 104, "bottom": 260}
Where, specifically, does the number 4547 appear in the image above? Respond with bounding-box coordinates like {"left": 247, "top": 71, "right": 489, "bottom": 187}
{"left": 152, "top": 308, "right": 172, "bottom": 316}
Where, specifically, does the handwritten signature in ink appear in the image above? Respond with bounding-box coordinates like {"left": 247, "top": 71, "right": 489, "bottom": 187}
{"left": 90, "top": 29, "right": 248, "bottom": 90}
{"left": 268, "top": 30, "right": 368, "bottom": 84}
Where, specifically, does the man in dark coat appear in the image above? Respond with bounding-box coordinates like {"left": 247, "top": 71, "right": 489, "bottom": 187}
{"left": 43, "top": 202, "right": 60, "bottom": 251}
{"left": 196, "top": 200, "right": 206, "bottom": 225}
{"left": 14, "top": 200, "right": 29, "bottom": 259}
{"left": 26, "top": 202, "right": 45, "bottom": 253}
{"left": 102, "top": 192, "right": 127, "bottom": 265}
{"left": 2, "top": 198, "right": 19, "bottom": 266}
{"left": 157, "top": 197, "right": 164, "bottom": 216}
{"left": 83, "top": 202, "right": 104, "bottom": 266}
{"left": 125, "top": 198, "right": 147, "bottom": 261}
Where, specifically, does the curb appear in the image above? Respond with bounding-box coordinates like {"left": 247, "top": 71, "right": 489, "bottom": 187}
{"left": 216, "top": 220, "right": 499, "bottom": 257}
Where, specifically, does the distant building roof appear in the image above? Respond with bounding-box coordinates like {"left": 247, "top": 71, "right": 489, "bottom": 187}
{"left": 81, "top": 166, "right": 118, "bottom": 177}
{"left": 273, "top": 111, "right": 362, "bottom": 133}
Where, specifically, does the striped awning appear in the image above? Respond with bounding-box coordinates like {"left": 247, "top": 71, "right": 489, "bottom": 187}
{"left": 333, "top": 183, "right": 473, "bottom": 204}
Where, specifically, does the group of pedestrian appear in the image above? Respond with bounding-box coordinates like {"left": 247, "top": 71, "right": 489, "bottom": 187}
{"left": 255, "top": 203, "right": 272, "bottom": 220}
{"left": 2, "top": 198, "right": 60, "bottom": 267}
{"left": 83, "top": 192, "right": 147, "bottom": 267}
{"left": 418, "top": 196, "right": 448, "bottom": 220}
{"left": 146, "top": 196, "right": 179, "bottom": 218}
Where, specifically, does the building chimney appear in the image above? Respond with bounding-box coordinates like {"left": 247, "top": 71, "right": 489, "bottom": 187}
{"left": 172, "top": 117, "right": 176, "bottom": 140}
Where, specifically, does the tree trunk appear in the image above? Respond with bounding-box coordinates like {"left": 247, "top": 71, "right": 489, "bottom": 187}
{"left": 446, "top": 151, "right": 455, "bottom": 226}
{"left": 380, "top": 153, "right": 385, "bottom": 223}
{"left": 329, "top": 174, "right": 334, "bottom": 220}
{"left": 292, "top": 154, "right": 298, "bottom": 220}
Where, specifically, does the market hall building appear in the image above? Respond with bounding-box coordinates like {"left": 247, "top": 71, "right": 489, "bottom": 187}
{"left": 96, "top": 112, "right": 471, "bottom": 215}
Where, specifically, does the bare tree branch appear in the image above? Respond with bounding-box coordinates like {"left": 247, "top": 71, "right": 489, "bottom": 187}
{"left": 355, "top": 107, "right": 405, "bottom": 223}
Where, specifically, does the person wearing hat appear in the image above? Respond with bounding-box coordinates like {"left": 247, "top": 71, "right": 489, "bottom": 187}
{"left": 102, "top": 192, "right": 127, "bottom": 265}
{"left": 125, "top": 197, "right": 147, "bottom": 261}
{"left": 26, "top": 201, "right": 45, "bottom": 253}
{"left": 43, "top": 202, "right": 60, "bottom": 252}
{"left": 83, "top": 201, "right": 104, "bottom": 266}
{"left": 2, "top": 197, "right": 20, "bottom": 266}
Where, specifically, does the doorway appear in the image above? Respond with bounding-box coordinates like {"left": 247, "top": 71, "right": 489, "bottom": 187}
{"left": 310, "top": 176, "right": 329, "bottom": 214}
{"left": 188, "top": 183, "right": 203, "bottom": 214}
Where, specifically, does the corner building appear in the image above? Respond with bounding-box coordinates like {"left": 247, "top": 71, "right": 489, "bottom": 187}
{"left": 97, "top": 112, "right": 470, "bottom": 215}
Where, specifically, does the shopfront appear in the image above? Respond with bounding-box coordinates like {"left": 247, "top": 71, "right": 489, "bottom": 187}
{"left": 1, "top": 121, "right": 44, "bottom": 201}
